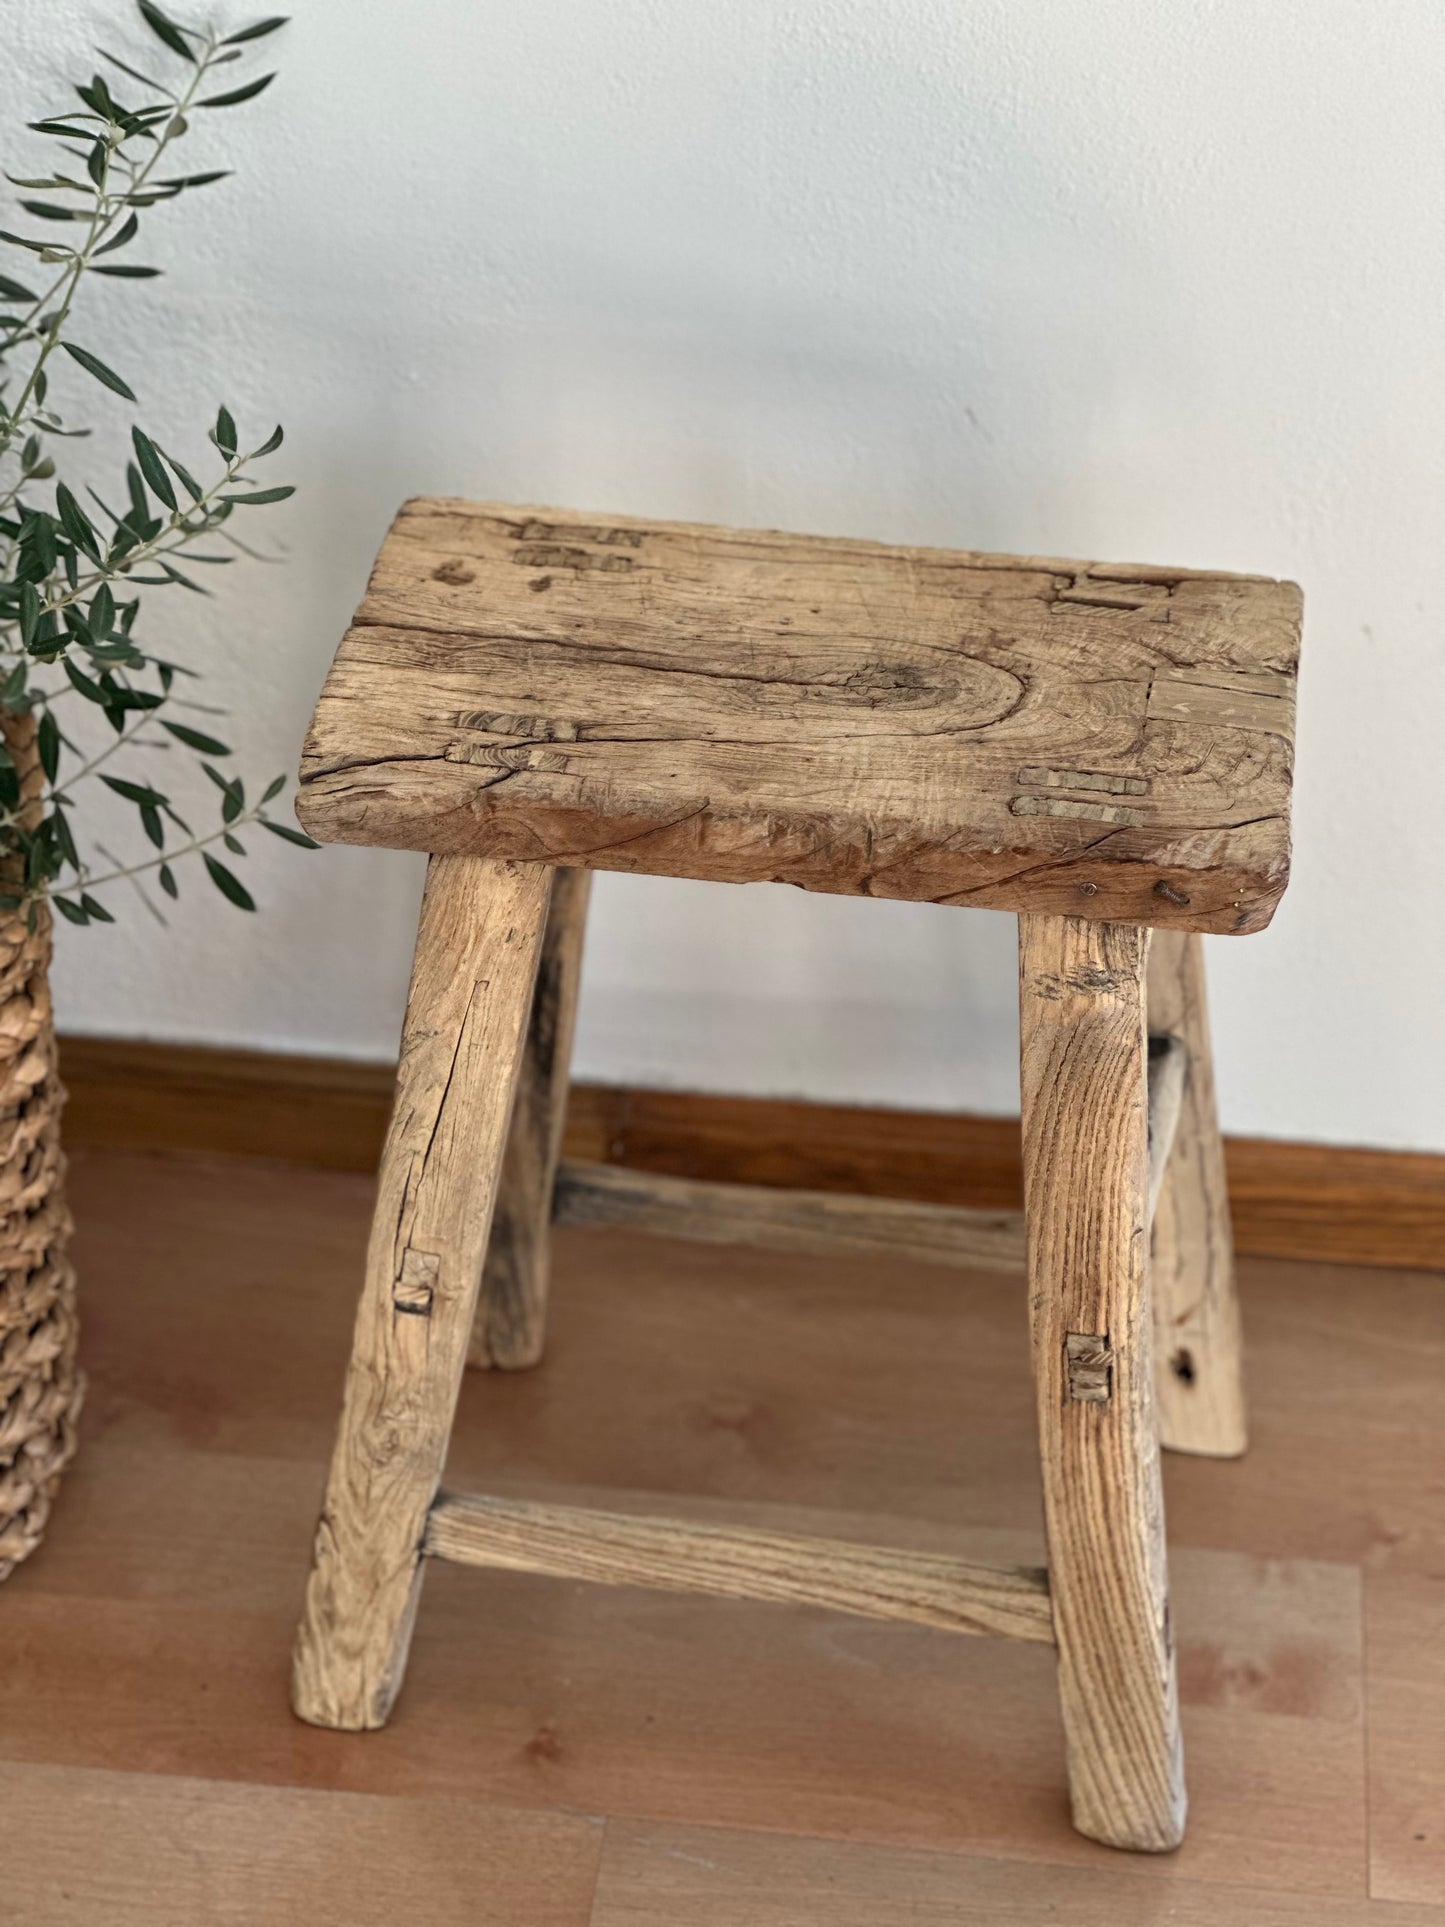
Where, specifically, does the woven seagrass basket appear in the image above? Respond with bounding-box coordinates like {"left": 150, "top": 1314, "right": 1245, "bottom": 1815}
{"left": 0, "top": 710, "right": 81, "bottom": 1581}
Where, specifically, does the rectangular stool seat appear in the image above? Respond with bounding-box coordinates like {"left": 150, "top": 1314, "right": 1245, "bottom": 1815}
{"left": 298, "top": 499, "right": 1302, "bottom": 932}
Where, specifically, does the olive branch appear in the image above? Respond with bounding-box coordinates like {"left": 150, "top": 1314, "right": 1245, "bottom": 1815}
{"left": 0, "top": 1, "right": 313, "bottom": 927}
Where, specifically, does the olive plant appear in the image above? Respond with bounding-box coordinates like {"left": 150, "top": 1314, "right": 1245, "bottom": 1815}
{"left": 0, "top": 1, "right": 312, "bottom": 927}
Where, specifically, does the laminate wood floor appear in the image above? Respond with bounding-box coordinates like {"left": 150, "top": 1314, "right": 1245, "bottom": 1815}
{"left": 4, "top": 1148, "right": 1442, "bottom": 1924}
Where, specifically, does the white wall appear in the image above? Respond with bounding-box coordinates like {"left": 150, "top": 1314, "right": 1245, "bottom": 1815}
{"left": 14, "top": 0, "right": 1445, "bottom": 1150}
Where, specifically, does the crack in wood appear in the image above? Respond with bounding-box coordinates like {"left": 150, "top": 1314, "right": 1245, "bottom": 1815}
{"left": 299, "top": 499, "right": 1301, "bottom": 932}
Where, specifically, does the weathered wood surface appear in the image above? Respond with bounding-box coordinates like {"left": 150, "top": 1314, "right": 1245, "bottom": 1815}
{"left": 299, "top": 500, "right": 1302, "bottom": 933}
{"left": 552, "top": 1160, "right": 1028, "bottom": 1271}
{"left": 1018, "top": 915, "right": 1186, "bottom": 1852}
{"left": 291, "top": 855, "right": 550, "bottom": 1731}
{"left": 425, "top": 1491, "right": 1055, "bottom": 1644}
{"left": 1148, "top": 930, "right": 1248, "bottom": 1457}
{"left": 1146, "top": 1031, "right": 1187, "bottom": 1219}
{"left": 469, "top": 867, "right": 591, "bottom": 1371}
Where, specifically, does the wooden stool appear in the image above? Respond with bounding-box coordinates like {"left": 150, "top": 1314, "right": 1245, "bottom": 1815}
{"left": 290, "top": 500, "right": 1301, "bottom": 1853}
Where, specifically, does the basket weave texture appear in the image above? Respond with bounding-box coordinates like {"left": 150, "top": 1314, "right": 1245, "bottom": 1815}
{"left": 0, "top": 709, "right": 81, "bottom": 1581}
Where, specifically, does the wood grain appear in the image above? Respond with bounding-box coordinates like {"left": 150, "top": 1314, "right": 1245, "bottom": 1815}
{"left": 1018, "top": 915, "right": 1185, "bottom": 1851}
{"left": 0, "top": 1761, "right": 602, "bottom": 1927}
{"left": 1148, "top": 930, "right": 1248, "bottom": 1456}
{"left": 298, "top": 499, "right": 1301, "bottom": 932}
{"left": 425, "top": 1490, "right": 1055, "bottom": 1642}
{"left": 1220, "top": 1136, "right": 1445, "bottom": 1270}
{"left": 553, "top": 1159, "right": 1027, "bottom": 1270}
{"left": 291, "top": 855, "right": 550, "bottom": 1730}
{"left": 11, "top": 1145, "right": 1435, "bottom": 1913}
{"left": 470, "top": 866, "right": 591, "bottom": 1370}
{"left": 1146, "top": 1031, "right": 1187, "bottom": 1217}
{"left": 592, "top": 1819, "right": 1445, "bottom": 1927}
{"left": 1365, "top": 1564, "right": 1445, "bottom": 1904}
{"left": 57, "top": 1037, "right": 1444, "bottom": 1273}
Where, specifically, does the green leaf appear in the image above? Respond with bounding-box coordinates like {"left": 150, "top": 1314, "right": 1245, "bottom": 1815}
{"left": 80, "top": 893, "right": 116, "bottom": 922}
{"left": 20, "top": 201, "right": 85, "bottom": 223}
{"left": 198, "top": 73, "right": 275, "bottom": 108}
{"left": 162, "top": 719, "right": 230, "bottom": 754}
{"left": 261, "top": 818, "right": 319, "bottom": 849}
{"left": 201, "top": 762, "right": 245, "bottom": 821}
{"left": 52, "top": 895, "right": 90, "bottom": 925}
{"left": 98, "top": 47, "right": 170, "bottom": 90}
{"left": 90, "top": 262, "right": 161, "bottom": 278}
{"left": 223, "top": 16, "right": 288, "bottom": 43}
{"left": 260, "top": 774, "right": 285, "bottom": 802}
{"left": 204, "top": 854, "right": 255, "bottom": 909}
{"left": 132, "top": 426, "right": 177, "bottom": 510}
{"left": 0, "top": 273, "right": 38, "bottom": 301}
{"left": 75, "top": 76, "right": 120, "bottom": 120}
{"left": 18, "top": 582, "right": 41, "bottom": 650}
{"left": 86, "top": 140, "right": 108, "bottom": 188}
{"left": 20, "top": 509, "right": 59, "bottom": 578}
{"left": 55, "top": 481, "right": 101, "bottom": 559}
{"left": 137, "top": 1, "right": 195, "bottom": 60}
{"left": 52, "top": 803, "right": 79, "bottom": 870}
{"left": 38, "top": 710, "right": 60, "bottom": 782}
{"left": 64, "top": 658, "right": 107, "bottom": 703}
{"left": 214, "top": 404, "right": 237, "bottom": 456}
{"left": 220, "top": 484, "right": 294, "bottom": 505}
{"left": 63, "top": 603, "right": 94, "bottom": 645}
{"left": 101, "top": 774, "right": 166, "bottom": 805}
{"left": 160, "top": 170, "right": 231, "bottom": 189}
{"left": 61, "top": 341, "right": 136, "bottom": 401}
{"left": 124, "top": 461, "right": 150, "bottom": 523}
{"left": 251, "top": 422, "right": 284, "bottom": 456}
{"left": 159, "top": 446, "right": 202, "bottom": 501}
{"left": 223, "top": 831, "right": 245, "bottom": 854}
{"left": 158, "top": 862, "right": 178, "bottom": 897}
{"left": 94, "top": 212, "right": 139, "bottom": 255}
{"left": 140, "top": 802, "right": 164, "bottom": 847}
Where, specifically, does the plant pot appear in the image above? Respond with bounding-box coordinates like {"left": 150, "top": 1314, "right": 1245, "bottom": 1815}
{"left": 0, "top": 710, "right": 81, "bottom": 1581}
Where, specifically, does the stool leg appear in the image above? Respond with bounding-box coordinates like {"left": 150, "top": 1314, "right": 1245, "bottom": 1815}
{"left": 1018, "top": 914, "right": 1185, "bottom": 1853}
{"left": 468, "top": 867, "right": 591, "bottom": 1371}
{"left": 292, "top": 855, "right": 552, "bottom": 1731}
{"left": 1147, "top": 929, "right": 1247, "bottom": 1457}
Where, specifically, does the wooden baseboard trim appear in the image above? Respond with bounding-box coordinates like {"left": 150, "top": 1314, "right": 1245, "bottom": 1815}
{"left": 57, "top": 1035, "right": 1444, "bottom": 1275}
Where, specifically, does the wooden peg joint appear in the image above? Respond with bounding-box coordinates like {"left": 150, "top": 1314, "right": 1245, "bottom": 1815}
{"left": 1065, "top": 1332, "right": 1115, "bottom": 1403}
{"left": 393, "top": 1247, "right": 439, "bottom": 1315}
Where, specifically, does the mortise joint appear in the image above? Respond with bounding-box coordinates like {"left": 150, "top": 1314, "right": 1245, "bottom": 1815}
{"left": 394, "top": 1247, "right": 440, "bottom": 1316}
{"left": 1066, "top": 1332, "right": 1114, "bottom": 1403}
{"left": 1016, "top": 766, "right": 1149, "bottom": 797}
